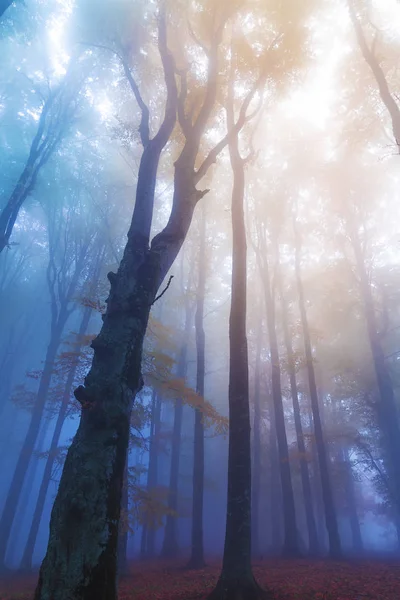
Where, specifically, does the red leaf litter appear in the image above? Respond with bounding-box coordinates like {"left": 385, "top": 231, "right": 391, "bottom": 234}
{"left": 1, "top": 558, "right": 400, "bottom": 600}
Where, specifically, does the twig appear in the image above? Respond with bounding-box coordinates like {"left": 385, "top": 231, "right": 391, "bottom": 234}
{"left": 151, "top": 275, "right": 174, "bottom": 306}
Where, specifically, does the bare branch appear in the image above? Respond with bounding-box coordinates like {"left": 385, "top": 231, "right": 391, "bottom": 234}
{"left": 151, "top": 275, "right": 174, "bottom": 306}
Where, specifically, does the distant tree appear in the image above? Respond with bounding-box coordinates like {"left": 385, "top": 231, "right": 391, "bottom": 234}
{"left": 0, "top": 198, "right": 98, "bottom": 570}
{"left": 278, "top": 268, "right": 319, "bottom": 555}
{"left": 187, "top": 205, "right": 207, "bottom": 569}
{"left": 19, "top": 251, "right": 105, "bottom": 571}
{"left": 0, "top": 70, "right": 83, "bottom": 254}
{"left": 293, "top": 219, "right": 342, "bottom": 558}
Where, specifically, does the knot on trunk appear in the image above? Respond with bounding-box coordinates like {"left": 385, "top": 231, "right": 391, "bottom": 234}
{"left": 74, "top": 385, "right": 95, "bottom": 410}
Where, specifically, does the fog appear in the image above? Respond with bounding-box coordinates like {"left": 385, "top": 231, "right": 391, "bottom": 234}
{"left": 1, "top": 1, "right": 400, "bottom": 599}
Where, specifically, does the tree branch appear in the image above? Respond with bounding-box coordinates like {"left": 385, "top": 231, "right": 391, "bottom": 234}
{"left": 151, "top": 275, "right": 174, "bottom": 306}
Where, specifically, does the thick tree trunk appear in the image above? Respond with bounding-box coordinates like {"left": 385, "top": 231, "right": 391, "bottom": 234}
{"left": 187, "top": 205, "right": 206, "bottom": 569}
{"left": 279, "top": 275, "right": 319, "bottom": 555}
{"left": 294, "top": 225, "right": 342, "bottom": 559}
{"left": 259, "top": 243, "right": 300, "bottom": 557}
{"left": 33, "top": 12, "right": 234, "bottom": 597}
{"left": 20, "top": 305, "right": 94, "bottom": 571}
{"left": 208, "top": 99, "right": 268, "bottom": 600}
{"left": 251, "top": 325, "right": 262, "bottom": 559}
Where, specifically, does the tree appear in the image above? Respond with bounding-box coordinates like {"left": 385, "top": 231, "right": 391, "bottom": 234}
{"left": 161, "top": 286, "right": 194, "bottom": 558}
{"left": 208, "top": 32, "right": 271, "bottom": 600}
{"left": 187, "top": 204, "right": 207, "bottom": 569}
{"left": 293, "top": 219, "right": 342, "bottom": 559}
{"left": 0, "top": 69, "right": 83, "bottom": 254}
{"left": 278, "top": 267, "right": 319, "bottom": 555}
{"left": 347, "top": 0, "right": 400, "bottom": 150}
{"left": 0, "top": 197, "right": 98, "bottom": 570}
{"left": 19, "top": 252, "right": 105, "bottom": 571}
{"left": 254, "top": 229, "right": 300, "bottom": 557}
{"left": 34, "top": 3, "right": 254, "bottom": 598}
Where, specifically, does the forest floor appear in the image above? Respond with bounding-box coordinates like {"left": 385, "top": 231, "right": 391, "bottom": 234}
{"left": 1, "top": 557, "right": 400, "bottom": 599}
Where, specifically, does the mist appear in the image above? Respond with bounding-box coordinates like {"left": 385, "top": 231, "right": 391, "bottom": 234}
{"left": 1, "top": 1, "right": 400, "bottom": 599}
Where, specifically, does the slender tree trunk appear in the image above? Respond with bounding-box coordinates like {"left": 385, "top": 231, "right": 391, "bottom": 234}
{"left": 258, "top": 242, "right": 300, "bottom": 557}
{"left": 187, "top": 205, "right": 206, "bottom": 569}
{"left": 342, "top": 449, "right": 363, "bottom": 554}
{"left": 251, "top": 325, "right": 262, "bottom": 559}
{"left": 294, "top": 223, "right": 342, "bottom": 559}
{"left": 209, "top": 91, "right": 267, "bottom": 600}
{"left": 142, "top": 391, "right": 162, "bottom": 558}
{"left": 140, "top": 388, "right": 157, "bottom": 559}
{"left": 5, "top": 417, "right": 50, "bottom": 566}
{"left": 350, "top": 223, "right": 400, "bottom": 519}
{"left": 269, "top": 418, "right": 282, "bottom": 553}
{"left": 278, "top": 274, "right": 319, "bottom": 555}
{"left": 20, "top": 304, "right": 95, "bottom": 571}
{"left": 0, "top": 326, "right": 65, "bottom": 569}
{"left": 118, "top": 458, "right": 129, "bottom": 576}
{"left": 161, "top": 305, "right": 192, "bottom": 558}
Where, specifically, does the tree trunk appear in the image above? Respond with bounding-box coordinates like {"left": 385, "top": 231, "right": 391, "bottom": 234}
{"left": 258, "top": 242, "right": 300, "bottom": 557}
{"left": 208, "top": 92, "right": 268, "bottom": 600}
{"left": 187, "top": 204, "right": 206, "bottom": 569}
{"left": 278, "top": 274, "right": 319, "bottom": 555}
{"left": 269, "top": 418, "right": 282, "bottom": 553}
{"left": 294, "top": 223, "right": 342, "bottom": 559}
{"left": 20, "top": 304, "right": 95, "bottom": 571}
{"left": 251, "top": 325, "right": 262, "bottom": 559}
{"left": 118, "top": 458, "right": 129, "bottom": 576}
{"left": 343, "top": 450, "right": 363, "bottom": 554}
{"left": 34, "top": 12, "right": 235, "bottom": 597}
{"left": 350, "top": 223, "right": 400, "bottom": 519}
{"left": 142, "top": 390, "right": 162, "bottom": 558}
{"left": 161, "top": 303, "right": 192, "bottom": 558}
{"left": 0, "top": 327, "right": 65, "bottom": 569}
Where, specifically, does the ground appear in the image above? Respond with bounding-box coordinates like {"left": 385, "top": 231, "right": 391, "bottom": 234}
{"left": 1, "top": 558, "right": 400, "bottom": 599}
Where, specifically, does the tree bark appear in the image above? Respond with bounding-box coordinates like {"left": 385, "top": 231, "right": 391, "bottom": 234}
{"left": 294, "top": 223, "right": 342, "bottom": 559}
{"left": 187, "top": 204, "right": 206, "bottom": 569}
{"left": 278, "top": 272, "right": 319, "bottom": 555}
